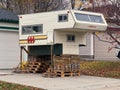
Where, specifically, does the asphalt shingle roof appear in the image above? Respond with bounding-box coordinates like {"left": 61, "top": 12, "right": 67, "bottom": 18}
{"left": 0, "top": 9, "right": 18, "bottom": 23}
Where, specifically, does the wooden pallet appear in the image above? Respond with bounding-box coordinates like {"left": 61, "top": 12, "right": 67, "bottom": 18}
{"left": 54, "top": 70, "right": 73, "bottom": 77}
{"left": 42, "top": 72, "right": 56, "bottom": 78}
{"left": 28, "top": 62, "right": 41, "bottom": 65}
{"left": 54, "top": 70, "right": 80, "bottom": 77}
{"left": 23, "top": 60, "right": 50, "bottom": 73}
{"left": 42, "top": 55, "right": 81, "bottom": 78}
{"left": 72, "top": 71, "right": 80, "bottom": 76}
{"left": 29, "top": 70, "right": 43, "bottom": 73}
{"left": 42, "top": 68, "right": 56, "bottom": 78}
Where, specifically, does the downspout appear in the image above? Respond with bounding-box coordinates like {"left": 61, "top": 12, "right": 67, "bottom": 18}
{"left": 93, "top": 32, "right": 95, "bottom": 59}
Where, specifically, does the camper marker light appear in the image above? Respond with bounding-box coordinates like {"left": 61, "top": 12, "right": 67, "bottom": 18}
{"left": 67, "top": 11, "right": 70, "bottom": 14}
{"left": 19, "top": 16, "right": 22, "bottom": 18}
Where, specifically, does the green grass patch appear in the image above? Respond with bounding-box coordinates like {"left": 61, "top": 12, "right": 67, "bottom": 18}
{"left": 0, "top": 81, "right": 44, "bottom": 90}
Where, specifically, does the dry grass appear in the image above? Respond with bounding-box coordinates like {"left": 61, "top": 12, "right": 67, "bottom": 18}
{"left": 80, "top": 60, "right": 120, "bottom": 78}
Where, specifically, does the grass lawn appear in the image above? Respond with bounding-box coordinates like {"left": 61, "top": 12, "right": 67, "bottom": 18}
{"left": 80, "top": 60, "right": 120, "bottom": 78}
{"left": 0, "top": 81, "right": 44, "bottom": 90}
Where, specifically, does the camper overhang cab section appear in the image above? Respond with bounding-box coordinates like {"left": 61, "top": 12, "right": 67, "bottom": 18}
{"left": 19, "top": 10, "right": 107, "bottom": 55}
{"left": 72, "top": 10, "right": 107, "bottom": 31}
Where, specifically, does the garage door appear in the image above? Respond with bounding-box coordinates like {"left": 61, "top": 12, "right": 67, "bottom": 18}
{"left": 0, "top": 31, "right": 19, "bottom": 69}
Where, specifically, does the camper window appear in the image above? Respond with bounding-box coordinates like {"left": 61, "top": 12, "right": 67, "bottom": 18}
{"left": 67, "top": 35, "right": 75, "bottom": 42}
{"left": 89, "top": 15, "right": 104, "bottom": 23}
{"left": 22, "top": 24, "right": 43, "bottom": 34}
{"left": 75, "top": 13, "right": 104, "bottom": 23}
{"left": 58, "top": 14, "right": 68, "bottom": 22}
{"left": 75, "top": 13, "right": 89, "bottom": 22}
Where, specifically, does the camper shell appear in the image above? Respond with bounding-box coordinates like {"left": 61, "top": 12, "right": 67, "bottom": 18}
{"left": 19, "top": 10, "right": 107, "bottom": 60}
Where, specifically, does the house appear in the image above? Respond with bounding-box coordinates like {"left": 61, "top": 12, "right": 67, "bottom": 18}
{"left": 19, "top": 10, "right": 107, "bottom": 61}
{"left": 79, "top": 21, "right": 120, "bottom": 60}
{"left": 79, "top": 3, "right": 120, "bottom": 60}
{"left": 0, "top": 9, "right": 19, "bottom": 69}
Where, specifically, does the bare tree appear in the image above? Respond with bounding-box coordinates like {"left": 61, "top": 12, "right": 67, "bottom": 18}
{"left": 0, "top": 0, "right": 63, "bottom": 14}
{"left": 87, "top": 0, "right": 120, "bottom": 52}
{"left": 33, "top": 0, "right": 62, "bottom": 12}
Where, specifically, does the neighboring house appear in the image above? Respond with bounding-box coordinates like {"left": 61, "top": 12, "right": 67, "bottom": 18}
{"left": 94, "top": 32, "right": 118, "bottom": 60}
{"left": 80, "top": 21, "right": 120, "bottom": 60}
{"left": 79, "top": 32, "right": 119, "bottom": 60}
{"left": 19, "top": 10, "right": 107, "bottom": 61}
{"left": 0, "top": 9, "right": 19, "bottom": 69}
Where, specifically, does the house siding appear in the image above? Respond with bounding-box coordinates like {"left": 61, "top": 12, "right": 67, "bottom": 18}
{"left": 79, "top": 32, "right": 119, "bottom": 60}
{"left": 94, "top": 32, "right": 118, "bottom": 60}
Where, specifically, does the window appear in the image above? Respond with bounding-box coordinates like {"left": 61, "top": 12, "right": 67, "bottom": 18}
{"left": 67, "top": 35, "right": 75, "bottom": 42}
{"left": 74, "top": 13, "right": 104, "bottom": 23}
{"left": 75, "top": 13, "right": 90, "bottom": 22}
{"left": 58, "top": 14, "right": 68, "bottom": 22}
{"left": 22, "top": 24, "right": 43, "bottom": 34}
{"left": 89, "top": 15, "right": 104, "bottom": 23}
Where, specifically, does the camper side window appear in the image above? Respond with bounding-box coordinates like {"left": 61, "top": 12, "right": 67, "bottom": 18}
{"left": 58, "top": 14, "right": 68, "bottom": 22}
{"left": 22, "top": 24, "right": 43, "bottom": 34}
{"left": 67, "top": 35, "right": 75, "bottom": 42}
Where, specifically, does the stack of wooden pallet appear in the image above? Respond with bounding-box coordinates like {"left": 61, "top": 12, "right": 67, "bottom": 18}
{"left": 54, "top": 55, "right": 80, "bottom": 77}
{"left": 54, "top": 64, "right": 80, "bottom": 77}
{"left": 14, "top": 55, "right": 51, "bottom": 73}
{"left": 43, "top": 55, "right": 80, "bottom": 77}
{"left": 24, "top": 60, "right": 49, "bottom": 73}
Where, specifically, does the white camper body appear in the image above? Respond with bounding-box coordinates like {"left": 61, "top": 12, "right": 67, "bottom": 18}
{"left": 19, "top": 10, "right": 107, "bottom": 60}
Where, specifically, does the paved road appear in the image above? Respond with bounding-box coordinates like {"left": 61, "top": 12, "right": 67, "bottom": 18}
{"left": 0, "top": 70, "right": 120, "bottom": 90}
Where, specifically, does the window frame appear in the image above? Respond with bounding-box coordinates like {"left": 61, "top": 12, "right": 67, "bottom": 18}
{"left": 22, "top": 24, "right": 43, "bottom": 35}
{"left": 67, "top": 34, "right": 75, "bottom": 42}
{"left": 58, "top": 14, "right": 68, "bottom": 22}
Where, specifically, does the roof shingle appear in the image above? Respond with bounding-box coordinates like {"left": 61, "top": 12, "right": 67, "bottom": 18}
{"left": 0, "top": 9, "right": 18, "bottom": 23}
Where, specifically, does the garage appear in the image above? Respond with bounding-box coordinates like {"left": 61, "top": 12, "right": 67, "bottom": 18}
{"left": 0, "top": 9, "right": 19, "bottom": 69}
{"left": 0, "top": 31, "right": 19, "bottom": 69}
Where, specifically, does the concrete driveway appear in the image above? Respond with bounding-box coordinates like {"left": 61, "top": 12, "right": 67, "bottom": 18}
{"left": 0, "top": 70, "right": 120, "bottom": 90}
